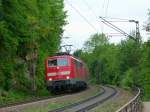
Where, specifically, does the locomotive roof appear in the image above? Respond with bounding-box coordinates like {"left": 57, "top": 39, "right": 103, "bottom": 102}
{"left": 47, "top": 55, "right": 82, "bottom": 63}
{"left": 55, "top": 52, "right": 70, "bottom": 56}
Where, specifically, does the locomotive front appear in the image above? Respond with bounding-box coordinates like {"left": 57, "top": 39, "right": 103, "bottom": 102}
{"left": 45, "top": 54, "right": 88, "bottom": 93}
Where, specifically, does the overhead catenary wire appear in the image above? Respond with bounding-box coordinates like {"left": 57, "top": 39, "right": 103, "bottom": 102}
{"left": 101, "top": 21, "right": 127, "bottom": 36}
{"left": 100, "top": 16, "right": 138, "bottom": 39}
{"left": 82, "top": 0, "right": 98, "bottom": 18}
{"left": 101, "top": 20, "right": 130, "bottom": 22}
{"left": 100, "top": 17, "right": 136, "bottom": 40}
{"left": 100, "top": 18, "right": 128, "bottom": 36}
{"left": 101, "top": 21, "right": 130, "bottom": 37}
{"left": 81, "top": 0, "right": 102, "bottom": 33}
{"left": 101, "top": 16, "right": 132, "bottom": 21}
{"left": 65, "top": 0, "right": 98, "bottom": 32}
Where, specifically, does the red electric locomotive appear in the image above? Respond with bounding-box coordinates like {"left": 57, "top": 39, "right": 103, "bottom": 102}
{"left": 45, "top": 52, "right": 88, "bottom": 93}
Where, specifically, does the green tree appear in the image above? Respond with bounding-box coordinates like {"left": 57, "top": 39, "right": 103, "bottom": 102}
{"left": 80, "top": 33, "right": 121, "bottom": 84}
{"left": 121, "top": 68, "right": 135, "bottom": 90}
{"left": 0, "top": 0, "right": 66, "bottom": 92}
{"left": 138, "top": 41, "right": 150, "bottom": 100}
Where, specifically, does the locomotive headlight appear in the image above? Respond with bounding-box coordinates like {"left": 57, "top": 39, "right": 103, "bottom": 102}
{"left": 59, "top": 71, "right": 70, "bottom": 75}
{"left": 49, "top": 78, "right": 52, "bottom": 81}
{"left": 66, "top": 76, "right": 70, "bottom": 79}
{"left": 47, "top": 72, "right": 56, "bottom": 76}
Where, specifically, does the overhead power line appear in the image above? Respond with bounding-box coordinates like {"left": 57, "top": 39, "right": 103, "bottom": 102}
{"left": 101, "top": 16, "right": 131, "bottom": 21}
{"left": 100, "top": 16, "right": 136, "bottom": 40}
{"left": 101, "top": 20, "right": 130, "bottom": 22}
{"left": 81, "top": 0, "right": 102, "bottom": 33}
{"left": 66, "top": 0, "right": 98, "bottom": 32}
{"left": 102, "top": 21, "right": 127, "bottom": 36}
{"left": 82, "top": 0, "right": 98, "bottom": 18}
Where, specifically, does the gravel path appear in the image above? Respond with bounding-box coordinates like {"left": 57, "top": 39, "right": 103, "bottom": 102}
{"left": 143, "top": 102, "right": 150, "bottom": 112}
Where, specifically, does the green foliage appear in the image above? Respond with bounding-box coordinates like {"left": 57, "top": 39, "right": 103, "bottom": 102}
{"left": 137, "top": 41, "right": 150, "bottom": 100}
{"left": 77, "top": 32, "right": 149, "bottom": 100}
{"left": 0, "top": 0, "right": 66, "bottom": 93}
{"left": 80, "top": 34, "right": 119, "bottom": 84}
{"left": 0, "top": 88, "right": 50, "bottom": 106}
{"left": 143, "top": 85, "right": 150, "bottom": 101}
{"left": 73, "top": 49, "right": 82, "bottom": 58}
{"left": 83, "top": 33, "right": 108, "bottom": 52}
{"left": 119, "top": 38, "right": 140, "bottom": 73}
{"left": 138, "top": 12, "right": 150, "bottom": 100}
{"left": 121, "top": 68, "right": 134, "bottom": 90}
{"left": 80, "top": 33, "right": 121, "bottom": 85}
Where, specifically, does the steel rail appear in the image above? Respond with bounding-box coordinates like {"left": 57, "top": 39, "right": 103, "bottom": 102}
{"left": 116, "top": 88, "right": 141, "bottom": 112}
{"left": 49, "top": 86, "right": 117, "bottom": 112}
{"left": 76, "top": 86, "right": 117, "bottom": 112}
{"left": 49, "top": 86, "right": 105, "bottom": 112}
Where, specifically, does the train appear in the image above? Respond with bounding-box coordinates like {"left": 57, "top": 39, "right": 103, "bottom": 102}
{"left": 45, "top": 52, "right": 88, "bottom": 93}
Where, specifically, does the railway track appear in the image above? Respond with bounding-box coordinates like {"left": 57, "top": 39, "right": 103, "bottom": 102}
{"left": 49, "top": 86, "right": 117, "bottom": 112}
{"left": 0, "top": 86, "right": 117, "bottom": 112}
{"left": 0, "top": 86, "right": 101, "bottom": 112}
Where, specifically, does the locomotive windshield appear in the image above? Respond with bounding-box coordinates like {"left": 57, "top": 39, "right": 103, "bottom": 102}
{"left": 48, "top": 58, "right": 68, "bottom": 67}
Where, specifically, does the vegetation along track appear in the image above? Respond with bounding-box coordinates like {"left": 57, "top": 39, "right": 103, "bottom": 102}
{"left": 0, "top": 93, "right": 81, "bottom": 112}
{"left": 0, "top": 85, "right": 101, "bottom": 112}
{"left": 0, "top": 92, "right": 77, "bottom": 109}
{"left": 49, "top": 86, "right": 117, "bottom": 112}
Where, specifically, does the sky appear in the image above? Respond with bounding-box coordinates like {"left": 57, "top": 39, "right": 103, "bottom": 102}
{"left": 62, "top": 0, "right": 150, "bottom": 51}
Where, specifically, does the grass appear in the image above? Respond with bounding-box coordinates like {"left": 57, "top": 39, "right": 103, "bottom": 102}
{"left": 22, "top": 103, "right": 66, "bottom": 112}
{"left": 0, "top": 88, "right": 50, "bottom": 107}
{"left": 21, "top": 85, "right": 101, "bottom": 112}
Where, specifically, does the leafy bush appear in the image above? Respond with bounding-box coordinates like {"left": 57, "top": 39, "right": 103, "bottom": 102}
{"left": 121, "top": 68, "right": 134, "bottom": 90}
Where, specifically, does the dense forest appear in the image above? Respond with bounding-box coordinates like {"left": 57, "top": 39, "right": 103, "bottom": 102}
{"left": 74, "top": 14, "right": 150, "bottom": 100}
{"left": 0, "top": 0, "right": 66, "bottom": 104}
{"left": 74, "top": 34, "right": 150, "bottom": 100}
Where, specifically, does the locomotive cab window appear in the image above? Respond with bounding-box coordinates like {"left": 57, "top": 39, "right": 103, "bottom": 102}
{"left": 57, "top": 58, "right": 68, "bottom": 66}
{"left": 48, "top": 59, "right": 57, "bottom": 67}
{"left": 48, "top": 58, "right": 68, "bottom": 67}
